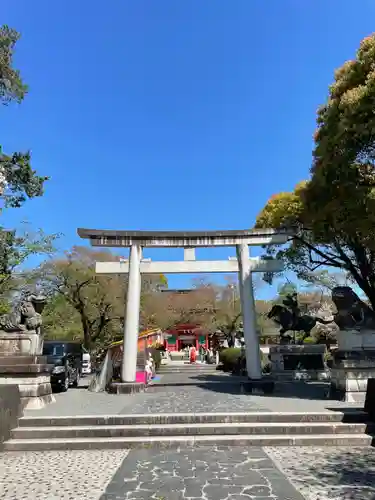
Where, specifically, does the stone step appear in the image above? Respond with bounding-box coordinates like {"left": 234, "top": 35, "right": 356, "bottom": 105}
{"left": 0, "top": 355, "right": 46, "bottom": 365}
{"left": 11, "top": 422, "right": 370, "bottom": 440}
{"left": 3, "top": 433, "right": 373, "bottom": 451}
{"left": 0, "top": 364, "right": 52, "bottom": 374}
{"left": 157, "top": 367, "right": 218, "bottom": 373}
{"left": 18, "top": 410, "right": 369, "bottom": 427}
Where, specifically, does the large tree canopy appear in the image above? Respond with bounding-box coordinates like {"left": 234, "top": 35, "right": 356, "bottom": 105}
{"left": 256, "top": 34, "right": 375, "bottom": 308}
{"left": 0, "top": 25, "right": 52, "bottom": 297}
{"left": 0, "top": 25, "right": 48, "bottom": 209}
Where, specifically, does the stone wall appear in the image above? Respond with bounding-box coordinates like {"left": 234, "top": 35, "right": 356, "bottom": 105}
{"left": 0, "top": 385, "right": 22, "bottom": 449}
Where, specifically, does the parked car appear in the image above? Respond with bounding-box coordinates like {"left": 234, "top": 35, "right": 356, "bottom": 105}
{"left": 81, "top": 347, "right": 92, "bottom": 375}
{"left": 43, "top": 341, "right": 83, "bottom": 392}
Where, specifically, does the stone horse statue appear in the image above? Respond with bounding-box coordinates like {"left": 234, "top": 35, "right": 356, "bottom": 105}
{"left": 331, "top": 286, "right": 375, "bottom": 330}
{"left": 0, "top": 294, "right": 47, "bottom": 334}
{"left": 267, "top": 292, "right": 333, "bottom": 343}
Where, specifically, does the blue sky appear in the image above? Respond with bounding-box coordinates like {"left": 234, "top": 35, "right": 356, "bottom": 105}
{"left": 2, "top": 0, "right": 375, "bottom": 297}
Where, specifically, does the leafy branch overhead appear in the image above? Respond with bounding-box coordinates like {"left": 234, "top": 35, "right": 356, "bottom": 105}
{"left": 0, "top": 150, "right": 49, "bottom": 208}
{"left": 0, "top": 25, "right": 28, "bottom": 105}
{"left": 256, "top": 33, "right": 375, "bottom": 310}
{"left": 0, "top": 25, "right": 48, "bottom": 210}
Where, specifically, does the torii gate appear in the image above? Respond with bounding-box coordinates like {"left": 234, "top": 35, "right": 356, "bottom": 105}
{"left": 77, "top": 228, "right": 291, "bottom": 383}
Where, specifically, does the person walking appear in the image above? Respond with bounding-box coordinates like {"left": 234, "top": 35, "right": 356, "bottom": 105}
{"left": 189, "top": 345, "right": 197, "bottom": 363}
{"left": 199, "top": 345, "right": 206, "bottom": 363}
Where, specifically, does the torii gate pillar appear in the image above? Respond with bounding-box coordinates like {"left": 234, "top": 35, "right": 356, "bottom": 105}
{"left": 122, "top": 244, "right": 142, "bottom": 382}
{"left": 237, "top": 244, "right": 262, "bottom": 379}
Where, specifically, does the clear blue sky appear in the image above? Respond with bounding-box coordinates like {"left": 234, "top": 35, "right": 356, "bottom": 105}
{"left": 2, "top": 0, "right": 375, "bottom": 295}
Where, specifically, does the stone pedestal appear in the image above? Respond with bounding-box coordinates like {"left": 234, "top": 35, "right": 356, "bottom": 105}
{"left": 0, "top": 355, "right": 55, "bottom": 409}
{"left": 329, "top": 329, "right": 375, "bottom": 402}
{"left": 269, "top": 344, "right": 329, "bottom": 381}
{"left": 0, "top": 334, "right": 55, "bottom": 410}
{"left": 0, "top": 333, "right": 43, "bottom": 356}
{"left": 108, "top": 382, "right": 145, "bottom": 394}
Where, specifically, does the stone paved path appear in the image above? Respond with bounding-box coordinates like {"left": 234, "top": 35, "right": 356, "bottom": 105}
{"left": 8, "top": 370, "right": 374, "bottom": 499}
{"left": 24, "top": 373, "right": 267, "bottom": 416}
{"left": 2, "top": 446, "right": 375, "bottom": 499}
{"left": 100, "top": 446, "right": 305, "bottom": 500}
{"left": 24, "top": 372, "right": 354, "bottom": 417}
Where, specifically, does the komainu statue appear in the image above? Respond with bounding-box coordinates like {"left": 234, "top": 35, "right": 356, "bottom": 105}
{"left": 0, "top": 294, "right": 47, "bottom": 334}
{"left": 267, "top": 292, "right": 333, "bottom": 343}
{"left": 331, "top": 286, "right": 375, "bottom": 330}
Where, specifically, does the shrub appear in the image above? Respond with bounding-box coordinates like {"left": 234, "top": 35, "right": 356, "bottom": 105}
{"left": 219, "top": 348, "right": 241, "bottom": 371}
{"left": 219, "top": 348, "right": 272, "bottom": 375}
{"left": 303, "top": 336, "right": 315, "bottom": 344}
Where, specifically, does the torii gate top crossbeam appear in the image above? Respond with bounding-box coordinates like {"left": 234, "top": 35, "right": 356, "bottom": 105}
{"left": 77, "top": 228, "right": 293, "bottom": 248}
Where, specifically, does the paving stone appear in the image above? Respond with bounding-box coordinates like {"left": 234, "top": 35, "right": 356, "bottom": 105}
{"left": 100, "top": 445, "right": 305, "bottom": 500}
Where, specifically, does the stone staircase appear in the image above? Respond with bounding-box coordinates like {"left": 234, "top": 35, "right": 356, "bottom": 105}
{"left": 3, "top": 410, "right": 374, "bottom": 451}
{"left": 158, "top": 362, "right": 219, "bottom": 374}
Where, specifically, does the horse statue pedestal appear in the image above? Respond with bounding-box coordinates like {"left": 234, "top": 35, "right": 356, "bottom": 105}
{"left": 330, "top": 330, "right": 375, "bottom": 403}
{"left": 269, "top": 344, "right": 329, "bottom": 381}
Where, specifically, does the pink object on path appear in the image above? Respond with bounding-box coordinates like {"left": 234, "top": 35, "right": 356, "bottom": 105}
{"left": 136, "top": 371, "right": 147, "bottom": 383}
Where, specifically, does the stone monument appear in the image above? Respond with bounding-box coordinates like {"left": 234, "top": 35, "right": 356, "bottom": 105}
{"left": 267, "top": 292, "right": 333, "bottom": 344}
{"left": 267, "top": 292, "right": 331, "bottom": 380}
{"left": 0, "top": 294, "right": 55, "bottom": 409}
{"left": 269, "top": 344, "right": 328, "bottom": 381}
{"left": 329, "top": 286, "right": 375, "bottom": 402}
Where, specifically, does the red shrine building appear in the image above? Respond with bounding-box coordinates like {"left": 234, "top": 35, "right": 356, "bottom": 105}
{"left": 164, "top": 323, "right": 209, "bottom": 351}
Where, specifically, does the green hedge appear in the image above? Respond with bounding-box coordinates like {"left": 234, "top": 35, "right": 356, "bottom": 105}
{"left": 219, "top": 348, "right": 271, "bottom": 374}
{"left": 219, "top": 348, "right": 242, "bottom": 371}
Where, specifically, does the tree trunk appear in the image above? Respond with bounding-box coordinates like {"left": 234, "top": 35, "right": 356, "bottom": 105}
{"left": 76, "top": 306, "right": 91, "bottom": 349}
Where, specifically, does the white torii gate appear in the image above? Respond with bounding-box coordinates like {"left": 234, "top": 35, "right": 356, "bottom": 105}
{"left": 78, "top": 228, "right": 291, "bottom": 383}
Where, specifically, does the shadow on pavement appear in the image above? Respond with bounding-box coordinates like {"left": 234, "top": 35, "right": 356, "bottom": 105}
{"left": 188, "top": 374, "right": 333, "bottom": 401}
{"left": 147, "top": 372, "right": 336, "bottom": 400}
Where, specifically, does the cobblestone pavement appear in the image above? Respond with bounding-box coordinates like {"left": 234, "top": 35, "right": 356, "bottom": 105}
{"left": 125, "top": 373, "right": 267, "bottom": 413}
{"left": 100, "top": 446, "right": 305, "bottom": 500}
{"left": 265, "top": 446, "right": 375, "bottom": 500}
{"left": 25, "top": 372, "right": 356, "bottom": 417}
{"left": 0, "top": 450, "right": 128, "bottom": 500}
{"left": 25, "top": 373, "right": 269, "bottom": 416}
{"left": 9, "top": 372, "right": 375, "bottom": 499}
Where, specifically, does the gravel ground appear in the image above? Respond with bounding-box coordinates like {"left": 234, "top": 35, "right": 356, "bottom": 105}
{"left": 0, "top": 450, "right": 129, "bottom": 500}
{"left": 265, "top": 446, "right": 375, "bottom": 500}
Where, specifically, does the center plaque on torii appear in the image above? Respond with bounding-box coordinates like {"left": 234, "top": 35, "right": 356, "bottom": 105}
{"left": 77, "top": 228, "right": 291, "bottom": 391}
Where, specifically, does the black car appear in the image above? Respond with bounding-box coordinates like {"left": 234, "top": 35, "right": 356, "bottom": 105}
{"left": 43, "top": 341, "right": 83, "bottom": 392}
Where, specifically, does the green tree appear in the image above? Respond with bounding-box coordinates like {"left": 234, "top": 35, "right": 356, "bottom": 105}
{"left": 0, "top": 25, "right": 52, "bottom": 305}
{"left": 38, "top": 247, "right": 126, "bottom": 348}
{"left": 256, "top": 34, "right": 375, "bottom": 309}
{"left": 39, "top": 247, "right": 168, "bottom": 348}
{"left": 0, "top": 25, "right": 48, "bottom": 209}
{"left": 42, "top": 294, "right": 82, "bottom": 341}
{"left": 0, "top": 25, "right": 27, "bottom": 104}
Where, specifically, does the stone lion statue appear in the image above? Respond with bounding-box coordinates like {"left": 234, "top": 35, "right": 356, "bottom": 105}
{"left": 331, "top": 286, "right": 375, "bottom": 330}
{"left": 0, "top": 294, "right": 47, "bottom": 334}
